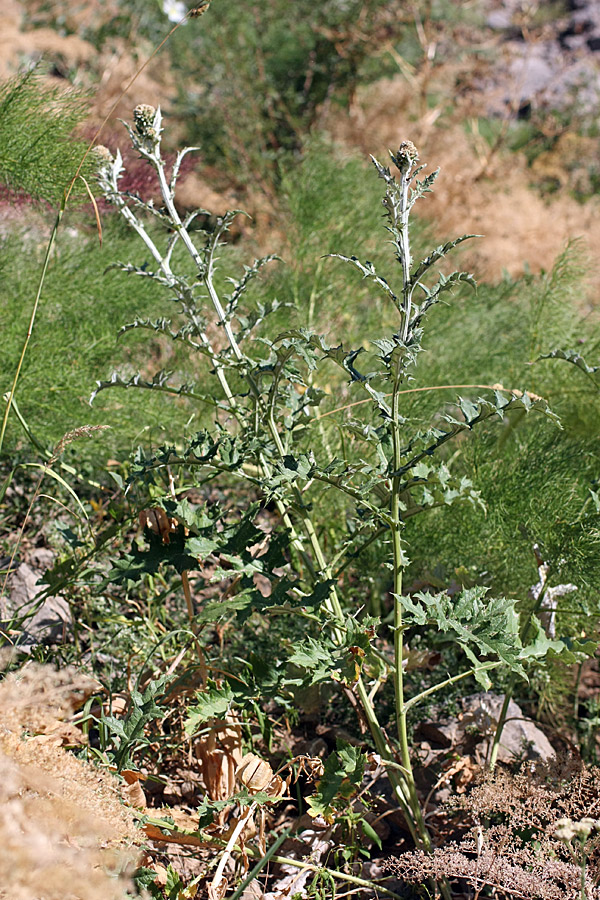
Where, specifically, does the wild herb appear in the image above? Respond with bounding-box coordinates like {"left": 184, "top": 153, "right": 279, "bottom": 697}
{"left": 93, "top": 107, "right": 595, "bottom": 880}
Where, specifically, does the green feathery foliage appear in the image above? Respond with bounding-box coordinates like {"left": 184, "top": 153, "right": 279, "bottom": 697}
{"left": 0, "top": 65, "right": 94, "bottom": 205}
{"left": 0, "top": 218, "right": 199, "bottom": 457}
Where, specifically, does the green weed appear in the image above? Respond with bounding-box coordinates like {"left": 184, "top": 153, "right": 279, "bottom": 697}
{"left": 81, "top": 108, "right": 599, "bottom": 898}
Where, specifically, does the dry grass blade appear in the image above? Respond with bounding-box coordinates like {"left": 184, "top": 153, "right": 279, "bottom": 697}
{"left": 78, "top": 173, "right": 103, "bottom": 245}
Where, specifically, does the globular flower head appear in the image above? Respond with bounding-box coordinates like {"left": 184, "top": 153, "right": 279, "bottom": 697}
{"left": 92, "top": 145, "right": 113, "bottom": 170}
{"left": 574, "top": 818, "right": 600, "bottom": 839}
{"left": 133, "top": 104, "right": 157, "bottom": 139}
{"left": 393, "top": 140, "right": 419, "bottom": 176}
{"left": 554, "top": 818, "right": 577, "bottom": 842}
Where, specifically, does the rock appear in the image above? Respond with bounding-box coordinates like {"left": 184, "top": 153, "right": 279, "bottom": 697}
{"left": 476, "top": 0, "right": 600, "bottom": 117}
{"left": 507, "top": 46, "right": 556, "bottom": 102}
{"left": 28, "top": 547, "right": 56, "bottom": 571}
{"left": 238, "top": 881, "right": 265, "bottom": 900}
{"left": 417, "top": 692, "right": 555, "bottom": 766}
{"left": 3, "top": 563, "right": 71, "bottom": 654}
{"left": 460, "top": 692, "right": 555, "bottom": 765}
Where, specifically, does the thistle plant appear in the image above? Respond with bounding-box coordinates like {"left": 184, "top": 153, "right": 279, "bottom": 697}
{"left": 94, "top": 106, "right": 585, "bottom": 886}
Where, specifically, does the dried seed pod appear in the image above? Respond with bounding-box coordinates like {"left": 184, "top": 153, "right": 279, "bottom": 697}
{"left": 236, "top": 753, "right": 288, "bottom": 799}
{"left": 190, "top": 2, "right": 210, "bottom": 16}
{"left": 121, "top": 779, "right": 147, "bottom": 809}
{"left": 237, "top": 753, "right": 274, "bottom": 793}
{"left": 138, "top": 507, "right": 178, "bottom": 544}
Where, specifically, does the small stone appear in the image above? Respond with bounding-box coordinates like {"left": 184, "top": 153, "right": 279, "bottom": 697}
{"left": 461, "top": 692, "right": 555, "bottom": 764}
{"left": 487, "top": 10, "right": 513, "bottom": 29}
{"left": 417, "top": 692, "right": 555, "bottom": 766}
{"left": 29, "top": 547, "right": 55, "bottom": 570}
{"left": 3, "top": 563, "right": 71, "bottom": 654}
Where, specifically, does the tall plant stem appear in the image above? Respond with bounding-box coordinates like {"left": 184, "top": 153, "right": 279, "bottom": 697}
{"left": 391, "top": 381, "right": 409, "bottom": 770}
{"left": 386, "top": 372, "right": 433, "bottom": 857}
{"left": 383, "top": 147, "right": 448, "bottom": 882}
{"left": 392, "top": 153, "right": 416, "bottom": 782}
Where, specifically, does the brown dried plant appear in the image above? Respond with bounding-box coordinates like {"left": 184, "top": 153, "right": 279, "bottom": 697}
{"left": 0, "top": 661, "right": 141, "bottom": 900}
{"left": 386, "top": 756, "right": 600, "bottom": 899}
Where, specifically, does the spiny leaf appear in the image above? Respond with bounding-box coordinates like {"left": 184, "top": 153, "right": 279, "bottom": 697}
{"left": 520, "top": 615, "right": 597, "bottom": 664}
{"left": 538, "top": 348, "right": 600, "bottom": 378}
{"left": 89, "top": 370, "right": 213, "bottom": 406}
{"left": 328, "top": 253, "right": 399, "bottom": 305}
{"left": 184, "top": 681, "right": 235, "bottom": 733}
{"left": 397, "top": 587, "right": 525, "bottom": 689}
{"left": 119, "top": 316, "right": 209, "bottom": 350}
{"left": 307, "top": 741, "right": 366, "bottom": 820}
{"left": 273, "top": 453, "right": 314, "bottom": 485}
{"left": 106, "top": 528, "right": 198, "bottom": 584}
{"left": 102, "top": 675, "right": 169, "bottom": 770}
{"left": 410, "top": 168, "right": 439, "bottom": 203}
{"left": 410, "top": 235, "right": 480, "bottom": 285}
{"left": 395, "top": 390, "right": 561, "bottom": 478}
{"left": 225, "top": 254, "right": 280, "bottom": 315}
{"left": 416, "top": 270, "right": 477, "bottom": 308}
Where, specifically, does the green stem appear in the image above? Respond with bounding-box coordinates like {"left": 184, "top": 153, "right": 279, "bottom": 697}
{"left": 489, "top": 561, "right": 551, "bottom": 771}
{"left": 573, "top": 661, "right": 584, "bottom": 719}
{"left": 385, "top": 151, "right": 452, "bottom": 900}
{"left": 405, "top": 662, "right": 500, "bottom": 712}
{"left": 488, "top": 685, "right": 514, "bottom": 771}
{"left": 387, "top": 156, "right": 428, "bottom": 847}
{"left": 581, "top": 850, "right": 587, "bottom": 900}
{"left": 391, "top": 391, "right": 409, "bottom": 770}
{"left": 389, "top": 378, "right": 434, "bottom": 859}
{"left": 243, "top": 850, "right": 406, "bottom": 900}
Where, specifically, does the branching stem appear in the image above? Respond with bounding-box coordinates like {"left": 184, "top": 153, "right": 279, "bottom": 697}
{"left": 387, "top": 153, "right": 438, "bottom": 862}
{"left": 106, "top": 125, "right": 462, "bottom": 894}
